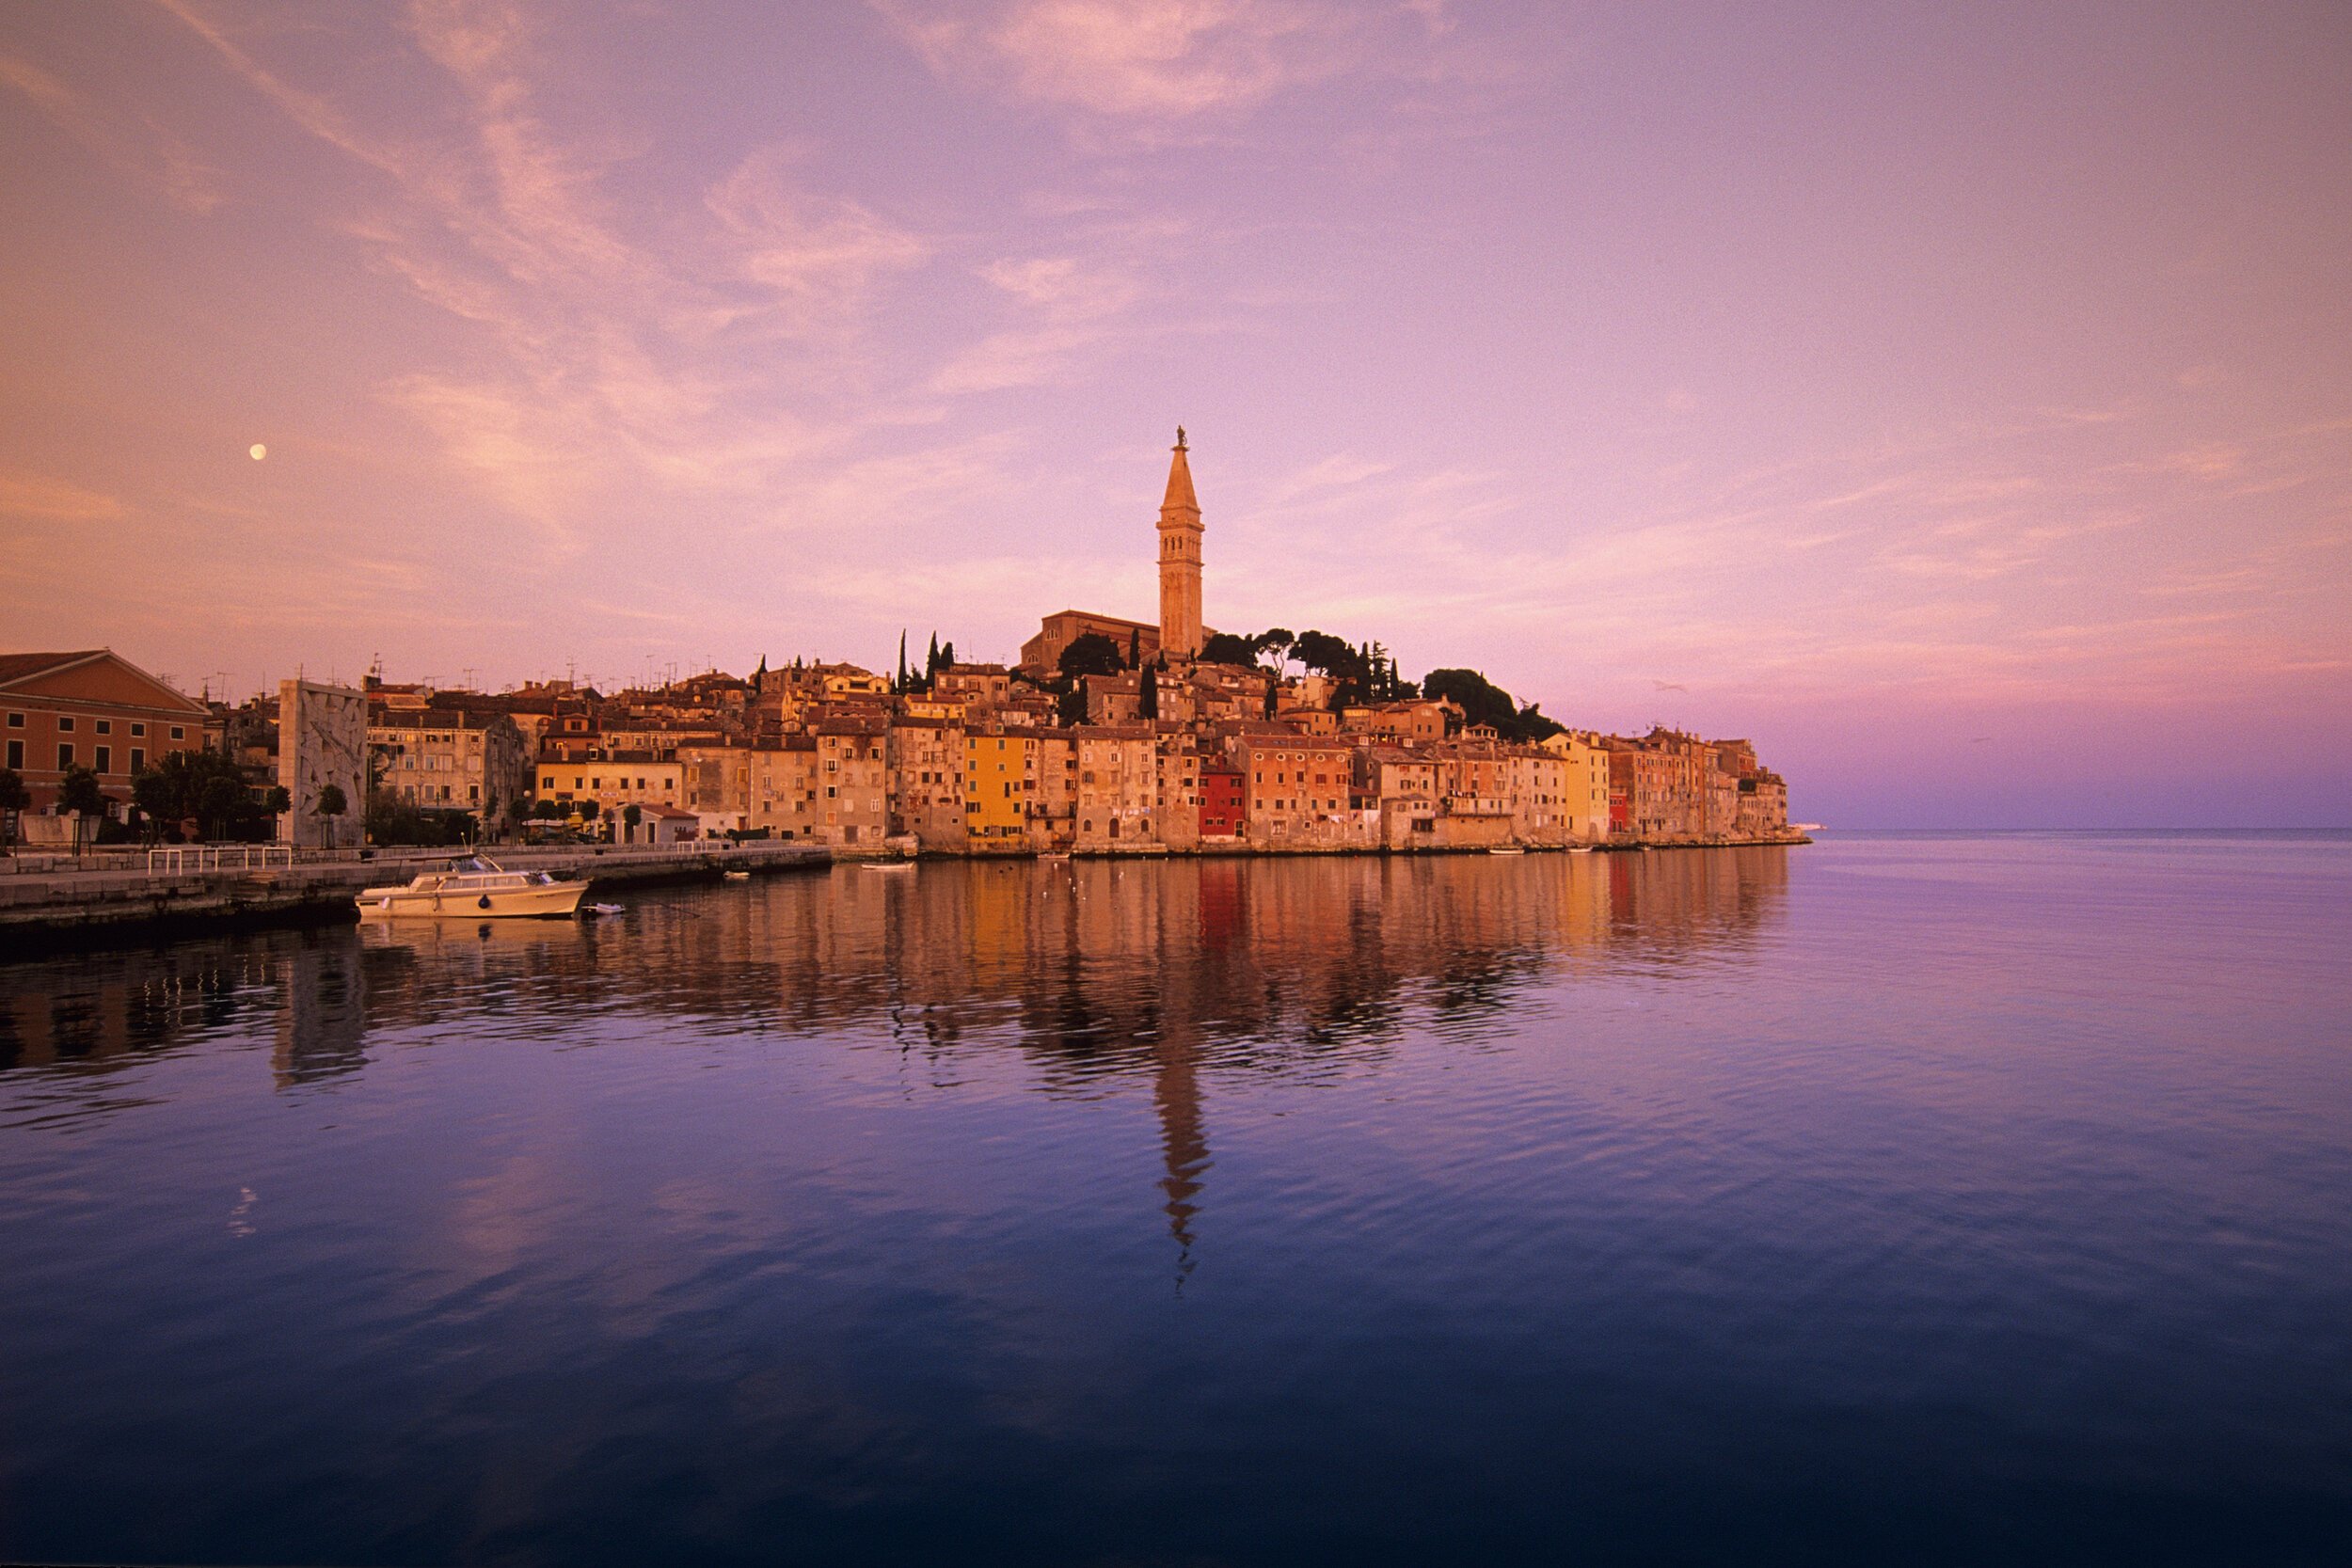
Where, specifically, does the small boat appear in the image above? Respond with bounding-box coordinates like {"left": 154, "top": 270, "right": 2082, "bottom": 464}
{"left": 1488, "top": 847, "right": 1526, "bottom": 856}
{"left": 723, "top": 869, "right": 751, "bottom": 880}
{"left": 358, "top": 856, "right": 589, "bottom": 918}
{"left": 1568, "top": 846, "right": 1596, "bottom": 854}
{"left": 863, "top": 861, "right": 915, "bottom": 872}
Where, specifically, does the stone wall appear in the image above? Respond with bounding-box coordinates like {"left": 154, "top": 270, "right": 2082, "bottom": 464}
{"left": 278, "top": 679, "right": 367, "bottom": 849}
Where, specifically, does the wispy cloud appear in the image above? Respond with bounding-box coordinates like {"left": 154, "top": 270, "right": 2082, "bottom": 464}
{"left": 0, "top": 468, "right": 125, "bottom": 526}
{"left": 0, "top": 51, "right": 223, "bottom": 211}
{"left": 872, "top": 0, "right": 1357, "bottom": 121}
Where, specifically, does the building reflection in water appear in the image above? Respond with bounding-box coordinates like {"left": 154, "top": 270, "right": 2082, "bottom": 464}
{"left": 0, "top": 850, "right": 1793, "bottom": 1274}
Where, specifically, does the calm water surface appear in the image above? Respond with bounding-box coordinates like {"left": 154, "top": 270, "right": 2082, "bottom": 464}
{"left": 2, "top": 835, "right": 2348, "bottom": 1564}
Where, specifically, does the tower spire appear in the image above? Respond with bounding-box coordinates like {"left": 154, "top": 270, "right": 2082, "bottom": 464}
{"left": 1157, "top": 426, "right": 1203, "bottom": 658}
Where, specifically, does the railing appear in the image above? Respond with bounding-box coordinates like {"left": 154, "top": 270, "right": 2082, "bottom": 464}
{"left": 148, "top": 845, "right": 296, "bottom": 874}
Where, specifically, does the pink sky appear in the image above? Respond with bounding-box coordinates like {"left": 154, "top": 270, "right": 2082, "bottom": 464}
{"left": 3, "top": 1, "right": 2346, "bottom": 825}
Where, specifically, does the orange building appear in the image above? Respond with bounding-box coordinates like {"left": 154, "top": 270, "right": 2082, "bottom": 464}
{"left": 1, "top": 649, "right": 209, "bottom": 814}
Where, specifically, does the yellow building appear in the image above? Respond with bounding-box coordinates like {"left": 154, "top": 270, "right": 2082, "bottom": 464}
{"left": 965, "top": 727, "right": 1037, "bottom": 844}
{"left": 1536, "top": 730, "right": 1613, "bottom": 844}
{"left": 536, "top": 752, "right": 687, "bottom": 825}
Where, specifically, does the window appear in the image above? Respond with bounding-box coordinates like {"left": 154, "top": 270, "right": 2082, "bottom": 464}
{"left": 5, "top": 712, "right": 20, "bottom": 727}
{"left": 57, "top": 716, "right": 75, "bottom": 733}
{"left": 5, "top": 740, "right": 19, "bottom": 769}
{"left": 130, "top": 748, "right": 145, "bottom": 771}
{"left": 57, "top": 743, "right": 73, "bottom": 768}
{"left": 96, "top": 720, "right": 112, "bottom": 735}
{"left": 131, "top": 721, "right": 147, "bottom": 737}
{"left": 95, "top": 746, "right": 111, "bottom": 774}
{"left": 170, "top": 726, "right": 184, "bottom": 740}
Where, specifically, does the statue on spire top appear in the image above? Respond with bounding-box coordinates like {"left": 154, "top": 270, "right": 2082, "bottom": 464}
{"left": 1175, "top": 424, "right": 1186, "bottom": 451}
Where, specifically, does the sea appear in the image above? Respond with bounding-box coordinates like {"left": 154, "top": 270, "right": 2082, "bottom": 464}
{"left": 1, "top": 832, "right": 2347, "bottom": 1565}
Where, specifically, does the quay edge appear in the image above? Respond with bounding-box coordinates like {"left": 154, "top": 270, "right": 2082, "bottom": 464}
{"left": 0, "top": 843, "right": 832, "bottom": 954}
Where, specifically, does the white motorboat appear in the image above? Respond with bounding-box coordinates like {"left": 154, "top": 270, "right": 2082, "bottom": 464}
{"left": 1488, "top": 846, "right": 1526, "bottom": 856}
{"left": 357, "top": 856, "right": 589, "bottom": 918}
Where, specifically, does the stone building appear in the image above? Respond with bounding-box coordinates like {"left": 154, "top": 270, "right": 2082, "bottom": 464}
{"left": 369, "top": 707, "right": 531, "bottom": 832}
{"left": 889, "top": 718, "right": 967, "bottom": 849}
{"left": 1236, "top": 734, "right": 1360, "bottom": 846}
{"left": 812, "top": 718, "right": 890, "bottom": 847}
{"left": 279, "top": 678, "right": 367, "bottom": 848}
{"left": 1073, "top": 725, "right": 1161, "bottom": 849}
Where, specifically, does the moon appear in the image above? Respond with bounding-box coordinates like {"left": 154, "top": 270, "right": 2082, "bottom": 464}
{"left": 249, "top": 443, "right": 267, "bottom": 461}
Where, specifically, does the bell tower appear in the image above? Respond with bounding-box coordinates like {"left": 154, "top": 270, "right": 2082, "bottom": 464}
{"left": 1157, "top": 426, "right": 1202, "bottom": 660}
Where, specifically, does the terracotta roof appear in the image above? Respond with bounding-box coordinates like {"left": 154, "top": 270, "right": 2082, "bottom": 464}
{"left": 0, "top": 650, "right": 104, "bottom": 685}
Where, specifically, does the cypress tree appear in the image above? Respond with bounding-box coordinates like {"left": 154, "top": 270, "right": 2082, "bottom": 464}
{"left": 1139, "top": 663, "right": 1158, "bottom": 721}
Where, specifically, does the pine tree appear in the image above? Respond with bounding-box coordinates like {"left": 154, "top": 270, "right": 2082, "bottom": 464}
{"left": 1139, "top": 663, "right": 1159, "bottom": 721}
{"left": 1128, "top": 627, "right": 1140, "bottom": 669}
{"left": 896, "top": 629, "right": 908, "bottom": 693}
{"left": 926, "top": 632, "right": 941, "bottom": 675}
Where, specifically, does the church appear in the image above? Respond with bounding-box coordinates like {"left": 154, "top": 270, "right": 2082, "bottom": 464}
{"left": 1019, "top": 429, "right": 1214, "bottom": 676}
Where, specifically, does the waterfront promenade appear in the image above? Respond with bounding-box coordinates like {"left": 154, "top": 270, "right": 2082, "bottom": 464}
{"left": 0, "top": 841, "right": 833, "bottom": 940}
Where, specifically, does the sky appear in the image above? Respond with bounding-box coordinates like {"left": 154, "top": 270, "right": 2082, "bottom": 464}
{"left": 2, "top": 0, "right": 2347, "bottom": 827}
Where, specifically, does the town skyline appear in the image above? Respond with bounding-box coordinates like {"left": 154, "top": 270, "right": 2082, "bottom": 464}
{"left": 5, "top": 2, "right": 2347, "bottom": 829}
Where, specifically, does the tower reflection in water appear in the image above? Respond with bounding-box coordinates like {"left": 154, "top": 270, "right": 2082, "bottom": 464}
{"left": 0, "top": 851, "right": 1792, "bottom": 1276}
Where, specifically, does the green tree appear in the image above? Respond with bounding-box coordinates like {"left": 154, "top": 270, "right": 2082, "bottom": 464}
{"left": 57, "top": 765, "right": 108, "bottom": 853}
{"left": 1139, "top": 662, "right": 1159, "bottom": 721}
{"left": 1254, "top": 628, "right": 1295, "bottom": 671}
{"left": 623, "top": 802, "right": 643, "bottom": 829}
{"left": 1422, "top": 669, "right": 1512, "bottom": 732}
{"left": 1198, "top": 631, "right": 1259, "bottom": 666}
{"left": 0, "top": 767, "right": 28, "bottom": 849}
{"left": 532, "top": 799, "right": 564, "bottom": 820}
{"left": 1512, "top": 703, "right": 1565, "bottom": 743}
{"left": 1057, "top": 683, "right": 1089, "bottom": 727}
{"left": 1291, "top": 629, "right": 1364, "bottom": 682}
{"left": 1419, "top": 669, "right": 1565, "bottom": 742}
{"left": 57, "top": 765, "right": 106, "bottom": 817}
{"left": 1058, "top": 632, "right": 1125, "bottom": 679}
{"left": 262, "top": 784, "right": 293, "bottom": 816}
{"left": 134, "top": 750, "right": 278, "bottom": 842}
